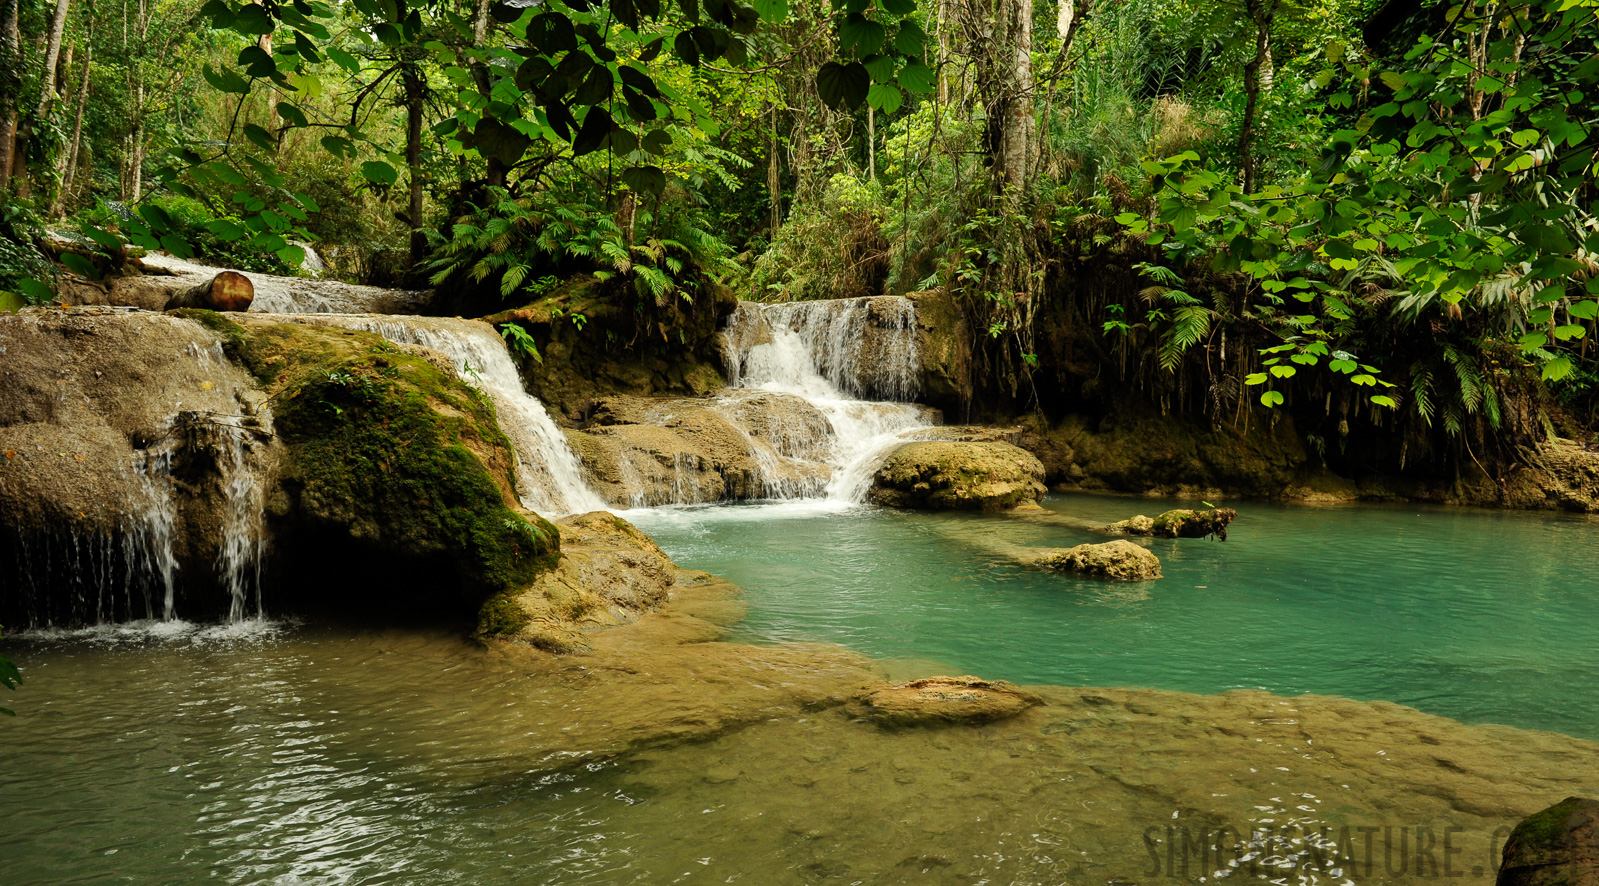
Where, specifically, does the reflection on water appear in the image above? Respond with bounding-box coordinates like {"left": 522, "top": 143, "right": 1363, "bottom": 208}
{"left": 4, "top": 497, "right": 1599, "bottom": 885}
{"left": 632, "top": 493, "right": 1599, "bottom": 739}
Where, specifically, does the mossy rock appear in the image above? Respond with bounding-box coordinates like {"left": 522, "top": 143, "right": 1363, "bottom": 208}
{"left": 1031, "top": 540, "right": 1162, "bottom": 581}
{"left": 233, "top": 318, "right": 559, "bottom": 611}
{"left": 1497, "top": 797, "right": 1599, "bottom": 886}
{"left": 1108, "top": 507, "right": 1238, "bottom": 541}
{"left": 869, "top": 440, "right": 1047, "bottom": 511}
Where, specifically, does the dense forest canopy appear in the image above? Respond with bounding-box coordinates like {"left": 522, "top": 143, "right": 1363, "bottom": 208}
{"left": 0, "top": 0, "right": 1596, "bottom": 477}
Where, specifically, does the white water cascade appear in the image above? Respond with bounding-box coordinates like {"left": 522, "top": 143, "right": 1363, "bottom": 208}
{"left": 716, "top": 296, "right": 933, "bottom": 505}
{"left": 292, "top": 315, "right": 608, "bottom": 516}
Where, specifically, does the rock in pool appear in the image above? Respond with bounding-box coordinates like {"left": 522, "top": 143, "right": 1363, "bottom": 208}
{"left": 1030, "top": 540, "right": 1162, "bottom": 581}
{"left": 856, "top": 676, "right": 1042, "bottom": 726}
{"left": 869, "top": 440, "right": 1047, "bottom": 511}
{"left": 1108, "top": 507, "right": 1238, "bottom": 541}
{"left": 1498, "top": 796, "right": 1599, "bottom": 886}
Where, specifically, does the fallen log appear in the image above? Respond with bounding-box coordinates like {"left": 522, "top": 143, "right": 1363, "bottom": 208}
{"left": 164, "top": 271, "right": 254, "bottom": 312}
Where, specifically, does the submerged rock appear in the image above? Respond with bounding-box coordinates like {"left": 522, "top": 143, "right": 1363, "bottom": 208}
{"left": 1107, "top": 507, "right": 1238, "bottom": 541}
{"left": 1498, "top": 797, "right": 1599, "bottom": 886}
{"left": 1030, "top": 540, "right": 1162, "bottom": 581}
{"left": 857, "top": 676, "right": 1042, "bottom": 726}
{"left": 869, "top": 440, "right": 1047, "bottom": 511}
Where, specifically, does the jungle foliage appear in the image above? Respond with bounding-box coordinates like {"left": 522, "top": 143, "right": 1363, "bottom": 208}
{"left": 0, "top": 0, "right": 1595, "bottom": 478}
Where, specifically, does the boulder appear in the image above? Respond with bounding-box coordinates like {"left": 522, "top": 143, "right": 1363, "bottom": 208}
{"left": 477, "top": 511, "right": 685, "bottom": 653}
{"left": 856, "top": 676, "right": 1042, "bottom": 726}
{"left": 1031, "top": 540, "right": 1162, "bottom": 581}
{"left": 869, "top": 440, "right": 1047, "bottom": 510}
{"left": 1497, "top": 797, "right": 1599, "bottom": 886}
{"left": 1108, "top": 507, "right": 1238, "bottom": 541}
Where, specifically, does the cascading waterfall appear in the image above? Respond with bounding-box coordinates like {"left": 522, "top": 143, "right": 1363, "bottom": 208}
{"left": 715, "top": 296, "right": 932, "bottom": 505}
{"left": 214, "top": 423, "right": 267, "bottom": 622}
{"left": 127, "top": 434, "right": 182, "bottom": 621}
{"left": 295, "top": 316, "right": 608, "bottom": 516}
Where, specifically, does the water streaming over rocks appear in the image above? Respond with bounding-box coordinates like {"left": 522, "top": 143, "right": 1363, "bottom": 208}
{"left": 582, "top": 296, "right": 934, "bottom": 508}
{"left": 277, "top": 315, "right": 608, "bottom": 516}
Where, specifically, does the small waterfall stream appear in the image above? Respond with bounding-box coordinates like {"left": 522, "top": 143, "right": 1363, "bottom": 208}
{"left": 291, "top": 315, "right": 608, "bottom": 516}
{"left": 716, "top": 296, "right": 932, "bottom": 506}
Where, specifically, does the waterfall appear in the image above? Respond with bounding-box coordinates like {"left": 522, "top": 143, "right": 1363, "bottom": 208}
{"left": 292, "top": 316, "right": 607, "bottom": 517}
{"left": 215, "top": 423, "right": 267, "bottom": 622}
{"left": 127, "top": 433, "right": 182, "bottom": 621}
{"left": 714, "top": 296, "right": 932, "bottom": 505}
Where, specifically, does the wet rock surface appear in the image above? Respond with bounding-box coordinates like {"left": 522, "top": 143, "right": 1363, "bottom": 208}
{"left": 1498, "top": 797, "right": 1599, "bottom": 886}
{"left": 1029, "top": 539, "right": 1163, "bottom": 580}
{"left": 0, "top": 308, "right": 277, "bottom": 623}
{"left": 480, "top": 511, "right": 688, "bottom": 653}
{"left": 856, "top": 676, "right": 1043, "bottom": 726}
{"left": 869, "top": 440, "right": 1047, "bottom": 510}
{"left": 1108, "top": 506, "right": 1239, "bottom": 541}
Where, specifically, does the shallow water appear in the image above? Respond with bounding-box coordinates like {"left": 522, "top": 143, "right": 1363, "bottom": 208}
{"left": 630, "top": 493, "right": 1599, "bottom": 740}
{"left": 5, "top": 496, "right": 1599, "bottom": 885}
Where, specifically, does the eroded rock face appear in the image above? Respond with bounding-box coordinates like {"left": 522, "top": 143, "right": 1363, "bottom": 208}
{"left": 0, "top": 308, "right": 278, "bottom": 624}
{"left": 1497, "top": 797, "right": 1599, "bottom": 886}
{"left": 1030, "top": 540, "right": 1162, "bottom": 581}
{"left": 566, "top": 393, "right": 835, "bottom": 506}
{"left": 869, "top": 440, "right": 1047, "bottom": 510}
{"left": 478, "top": 511, "right": 689, "bottom": 653}
{"left": 1108, "top": 507, "right": 1238, "bottom": 541}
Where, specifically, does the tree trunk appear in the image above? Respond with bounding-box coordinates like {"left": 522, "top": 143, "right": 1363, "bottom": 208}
{"left": 16, "top": 0, "right": 74, "bottom": 197}
{"left": 166, "top": 271, "right": 255, "bottom": 312}
{"left": 470, "top": 0, "right": 506, "bottom": 189}
{"left": 0, "top": 0, "right": 18, "bottom": 192}
{"left": 767, "top": 103, "right": 781, "bottom": 235}
{"left": 402, "top": 60, "right": 427, "bottom": 267}
{"left": 54, "top": 38, "right": 91, "bottom": 214}
{"left": 998, "top": 0, "right": 1032, "bottom": 200}
{"left": 867, "top": 104, "right": 876, "bottom": 180}
{"left": 1239, "top": 0, "right": 1275, "bottom": 194}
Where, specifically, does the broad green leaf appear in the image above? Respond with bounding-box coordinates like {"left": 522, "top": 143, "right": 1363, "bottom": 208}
{"left": 1260, "top": 390, "right": 1284, "bottom": 407}
{"left": 897, "top": 62, "right": 934, "bottom": 94}
{"left": 752, "top": 0, "right": 788, "bottom": 21}
{"left": 816, "top": 61, "right": 869, "bottom": 110}
{"left": 866, "top": 82, "right": 902, "bottom": 113}
{"left": 361, "top": 160, "right": 399, "bottom": 186}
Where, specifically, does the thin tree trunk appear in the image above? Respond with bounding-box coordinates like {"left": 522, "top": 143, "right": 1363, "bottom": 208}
{"left": 54, "top": 37, "right": 91, "bottom": 214}
{"left": 1239, "top": 0, "right": 1275, "bottom": 194}
{"left": 470, "top": 0, "right": 506, "bottom": 188}
{"left": 403, "top": 59, "right": 426, "bottom": 267}
{"left": 867, "top": 104, "right": 876, "bottom": 180}
{"left": 998, "top": 0, "right": 1032, "bottom": 199}
{"left": 767, "top": 103, "right": 780, "bottom": 235}
{"left": 16, "top": 0, "right": 74, "bottom": 197}
{"left": 0, "top": 0, "right": 20, "bottom": 191}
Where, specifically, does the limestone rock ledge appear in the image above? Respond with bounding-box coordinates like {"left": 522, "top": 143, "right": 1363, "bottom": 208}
{"left": 869, "top": 440, "right": 1047, "bottom": 511}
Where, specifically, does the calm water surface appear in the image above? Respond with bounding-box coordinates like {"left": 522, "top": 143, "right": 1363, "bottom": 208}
{"left": 630, "top": 493, "right": 1599, "bottom": 739}
{"left": 5, "top": 493, "right": 1599, "bottom": 885}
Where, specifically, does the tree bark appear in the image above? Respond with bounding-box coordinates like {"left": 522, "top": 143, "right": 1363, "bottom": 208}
{"left": 166, "top": 271, "right": 255, "bottom": 312}
{"left": 470, "top": 0, "right": 506, "bottom": 189}
{"left": 15, "top": 0, "right": 74, "bottom": 197}
{"left": 0, "top": 0, "right": 19, "bottom": 191}
{"left": 402, "top": 59, "right": 427, "bottom": 267}
{"left": 52, "top": 38, "right": 90, "bottom": 214}
{"left": 767, "top": 102, "right": 781, "bottom": 235}
{"left": 998, "top": 0, "right": 1033, "bottom": 200}
{"left": 1239, "top": 0, "right": 1275, "bottom": 194}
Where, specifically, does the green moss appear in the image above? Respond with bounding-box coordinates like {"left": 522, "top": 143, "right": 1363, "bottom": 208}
{"left": 477, "top": 593, "right": 532, "bottom": 637}
{"left": 169, "top": 308, "right": 247, "bottom": 351}
{"left": 1510, "top": 799, "right": 1581, "bottom": 849}
{"left": 236, "top": 321, "right": 559, "bottom": 598}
